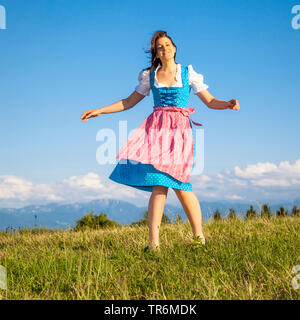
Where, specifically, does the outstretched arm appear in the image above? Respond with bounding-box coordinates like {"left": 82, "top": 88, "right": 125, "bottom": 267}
{"left": 81, "top": 91, "right": 145, "bottom": 122}
{"left": 196, "top": 89, "right": 240, "bottom": 110}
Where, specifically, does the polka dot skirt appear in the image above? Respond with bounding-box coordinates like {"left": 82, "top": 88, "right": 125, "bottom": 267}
{"left": 109, "top": 159, "right": 192, "bottom": 193}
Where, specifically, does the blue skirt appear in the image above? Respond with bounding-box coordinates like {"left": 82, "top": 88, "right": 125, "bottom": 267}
{"left": 108, "top": 120, "right": 196, "bottom": 193}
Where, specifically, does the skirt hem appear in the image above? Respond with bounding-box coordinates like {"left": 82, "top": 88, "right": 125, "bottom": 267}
{"left": 108, "top": 174, "right": 193, "bottom": 193}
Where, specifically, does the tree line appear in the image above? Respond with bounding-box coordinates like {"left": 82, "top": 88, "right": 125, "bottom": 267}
{"left": 212, "top": 204, "right": 300, "bottom": 220}
{"left": 73, "top": 204, "right": 300, "bottom": 230}
{"left": 3, "top": 204, "right": 299, "bottom": 233}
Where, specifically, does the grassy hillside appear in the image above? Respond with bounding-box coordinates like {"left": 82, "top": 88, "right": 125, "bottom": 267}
{"left": 0, "top": 216, "right": 299, "bottom": 300}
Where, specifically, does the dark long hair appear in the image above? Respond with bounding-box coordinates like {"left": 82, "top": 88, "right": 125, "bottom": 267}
{"left": 144, "top": 30, "right": 177, "bottom": 77}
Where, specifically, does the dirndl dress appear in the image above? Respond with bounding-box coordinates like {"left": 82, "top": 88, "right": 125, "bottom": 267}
{"left": 108, "top": 65, "right": 203, "bottom": 192}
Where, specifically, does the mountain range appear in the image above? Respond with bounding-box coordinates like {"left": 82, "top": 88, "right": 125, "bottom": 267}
{"left": 1, "top": 198, "right": 300, "bottom": 231}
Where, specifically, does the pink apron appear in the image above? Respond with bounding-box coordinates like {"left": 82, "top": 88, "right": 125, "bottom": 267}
{"left": 116, "top": 106, "right": 202, "bottom": 183}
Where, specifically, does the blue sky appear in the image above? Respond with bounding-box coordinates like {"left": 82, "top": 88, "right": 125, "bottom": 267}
{"left": 0, "top": 0, "right": 300, "bottom": 208}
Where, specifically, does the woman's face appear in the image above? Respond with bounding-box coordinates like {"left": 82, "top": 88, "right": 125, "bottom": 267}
{"left": 155, "top": 37, "right": 176, "bottom": 62}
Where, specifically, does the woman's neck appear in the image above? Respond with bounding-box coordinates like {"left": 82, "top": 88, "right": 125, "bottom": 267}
{"left": 159, "top": 59, "right": 177, "bottom": 72}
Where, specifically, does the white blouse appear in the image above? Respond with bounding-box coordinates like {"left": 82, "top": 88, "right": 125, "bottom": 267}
{"left": 135, "top": 63, "right": 209, "bottom": 96}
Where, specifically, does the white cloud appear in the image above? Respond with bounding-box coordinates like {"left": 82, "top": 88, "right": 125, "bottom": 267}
{"left": 0, "top": 172, "right": 147, "bottom": 208}
{"left": 224, "top": 194, "right": 244, "bottom": 200}
{"left": 190, "top": 158, "right": 300, "bottom": 202}
{"left": 0, "top": 176, "right": 33, "bottom": 200}
{"left": 252, "top": 178, "right": 300, "bottom": 187}
{"left": 1, "top": 158, "right": 300, "bottom": 208}
{"left": 232, "top": 159, "right": 300, "bottom": 187}
{"left": 0, "top": 175, "right": 65, "bottom": 204}
{"left": 62, "top": 172, "right": 105, "bottom": 190}
{"left": 234, "top": 162, "right": 277, "bottom": 178}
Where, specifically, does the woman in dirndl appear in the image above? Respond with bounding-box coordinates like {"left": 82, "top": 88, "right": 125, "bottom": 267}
{"left": 81, "top": 30, "right": 240, "bottom": 251}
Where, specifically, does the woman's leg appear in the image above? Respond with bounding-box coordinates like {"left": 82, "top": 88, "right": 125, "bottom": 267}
{"left": 173, "top": 189, "right": 205, "bottom": 239}
{"left": 147, "top": 185, "right": 168, "bottom": 248}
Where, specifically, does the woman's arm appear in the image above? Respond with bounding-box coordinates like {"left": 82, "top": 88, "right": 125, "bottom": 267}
{"left": 196, "top": 89, "right": 240, "bottom": 110}
{"left": 81, "top": 91, "right": 145, "bottom": 122}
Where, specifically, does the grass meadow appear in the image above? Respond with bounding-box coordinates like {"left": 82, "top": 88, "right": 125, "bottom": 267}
{"left": 0, "top": 216, "right": 299, "bottom": 300}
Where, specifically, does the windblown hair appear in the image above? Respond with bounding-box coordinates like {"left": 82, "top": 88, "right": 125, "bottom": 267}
{"left": 144, "top": 30, "right": 177, "bottom": 77}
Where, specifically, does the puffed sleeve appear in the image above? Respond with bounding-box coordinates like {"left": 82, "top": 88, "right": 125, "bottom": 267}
{"left": 188, "top": 65, "right": 209, "bottom": 94}
{"left": 134, "top": 69, "right": 150, "bottom": 96}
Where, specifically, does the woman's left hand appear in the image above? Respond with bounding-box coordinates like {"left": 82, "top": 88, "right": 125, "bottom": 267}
{"left": 227, "top": 99, "right": 240, "bottom": 110}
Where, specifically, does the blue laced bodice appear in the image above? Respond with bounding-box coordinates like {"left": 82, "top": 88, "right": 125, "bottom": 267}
{"left": 150, "top": 65, "right": 191, "bottom": 108}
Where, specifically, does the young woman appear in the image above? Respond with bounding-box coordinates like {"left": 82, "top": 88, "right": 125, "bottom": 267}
{"left": 81, "top": 30, "right": 240, "bottom": 251}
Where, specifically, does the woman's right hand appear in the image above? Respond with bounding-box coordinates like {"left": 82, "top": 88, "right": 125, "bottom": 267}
{"left": 81, "top": 109, "right": 101, "bottom": 122}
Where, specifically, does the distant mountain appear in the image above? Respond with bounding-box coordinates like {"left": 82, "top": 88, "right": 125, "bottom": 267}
{"left": 0, "top": 198, "right": 299, "bottom": 230}
{"left": 0, "top": 199, "right": 142, "bottom": 230}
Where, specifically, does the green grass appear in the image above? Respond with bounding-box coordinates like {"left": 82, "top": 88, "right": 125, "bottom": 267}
{"left": 0, "top": 216, "right": 299, "bottom": 300}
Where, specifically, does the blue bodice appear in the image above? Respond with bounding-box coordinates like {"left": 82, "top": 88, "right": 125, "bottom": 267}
{"left": 150, "top": 65, "right": 191, "bottom": 108}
